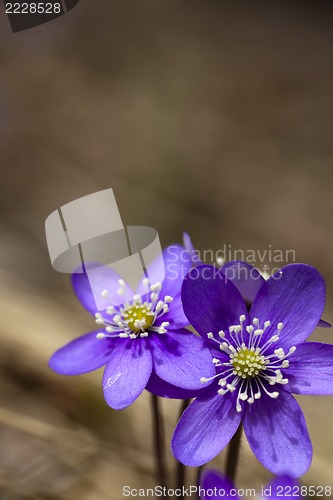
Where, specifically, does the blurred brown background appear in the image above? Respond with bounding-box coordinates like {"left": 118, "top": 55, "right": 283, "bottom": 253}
{"left": 0, "top": 1, "right": 333, "bottom": 498}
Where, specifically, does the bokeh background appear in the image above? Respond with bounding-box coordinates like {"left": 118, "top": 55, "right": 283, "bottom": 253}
{"left": 0, "top": 1, "right": 333, "bottom": 498}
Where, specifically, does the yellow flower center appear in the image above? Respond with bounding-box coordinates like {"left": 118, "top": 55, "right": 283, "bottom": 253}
{"left": 231, "top": 347, "right": 266, "bottom": 378}
{"left": 122, "top": 304, "right": 155, "bottom": 332}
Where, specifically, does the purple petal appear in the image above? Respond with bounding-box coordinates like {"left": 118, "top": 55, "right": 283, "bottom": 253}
{"left": 137, "top": 244, "right": 191, "bottom": 298}
{"left": 250, "top": 264, "right": 326, "bottom": 351}
{"left": 71, "top": 271, "right": 97, "bottom": 315}
{"left": 171, "top": 391, "right": 242, "bottom": 466}
{"left": 49, "top": 330, "right": 114, "bottom": 375}
{"left": 183, "top": 232, "right": 195, "bottom": 253}
{"left": 146, "top": 371, "right": 207, "bottom": 399}
{"left": 181, "top": 265, "right": 249, "bottom": 341}
{"left": 149, "top": 329, "right": 215, "bottom": 390}
{"left": 199, "top": 470, "right": 238, "bottom": 500}
{"left": 243, "top": 390, "right": 312, "bottom": 478}
{"left": 157, "top": 244, "right": 192, "bottom": 297}
{"left": 286, "top": 342, "right": 333, "bottom": 395}
{"left": 72, "top": 264, "right": 134, "bottom": 315}
{"left": 221, "top": 261, "right": 265, "bottom": 305}
{"left": 266, "top": 476, "right": 300, "bottom": 500}
{"left": 317, "top": 319, "right": 331, "bottom": 328}
{"left": 157, "top": 294, "right": 189, "bottom": 329}
{"left": 183, "top": 232, "right": 203, "bottom": 266}
{"left": 102, "top": 338, "right": 152, "bottom": 410}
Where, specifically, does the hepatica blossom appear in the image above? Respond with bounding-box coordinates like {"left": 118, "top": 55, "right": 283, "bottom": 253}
{"left": 49, "top": 245, "right": 214, "bottom": 410}
{"left": 199, "top": 469, "right": 300, "bottom": 500}
{"left": 172, "top": 263, "right": 333, "bottom": 477}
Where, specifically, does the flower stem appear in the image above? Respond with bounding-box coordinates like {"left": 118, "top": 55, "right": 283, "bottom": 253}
{"left": 225, "top": 424, "right": 242, "bottom": 482}
{"left": 176, "top": 399, "right": 191, "bottom": 495}
{"left": 151, "top": 394, "right": 167, "bottom": 489}
{"left": 196, "top": 465, "right": 203, "bottom": 500}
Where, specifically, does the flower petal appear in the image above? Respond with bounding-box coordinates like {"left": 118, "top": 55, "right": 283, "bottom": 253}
{"left": 156, "top": 294, "right": 189, "bottom": 329}
{"left": 243, "top": 390, "right": 312, "bottom": 478}
{"left": 221, "top": 260, "right": 265, "bottom": 305}
{"left": 181, "top": 265, "right": 249, "bottom": 340}
{"left": 136, "top": 244, "right": 191, "bottom": 298}
{"left": 266, "top": 476, "right": 300, "bottom": 500}
{"left": 317, "top": 319, "right": 331, "bottom": 328}
{"left": 71, "top": 271, "right": 97, "bottom": 315}
{"left": 102, "top": 338, "right": 152, "bottom": 410}
{"left": 171, "top": 391, "right": 242, "bottom": 466}
{"left": 146, "top": 371, "right": 207, "bottom": 399}
{"left": 72, "top": 264, "right": 134, "bottom": 315}
{"left": 135, "top": 244, "right": 192, "bottom": 306}
{"left": 49, "top": 330, "right": 114, "bottom": 375}
{"left": 159, "top": 244, "right": 192, "bottom": 297}
{"left": 286, "top": 342, "right": 333, "bottom": 395}
{"left": 149, "top": 329, "right": 215, "bottom": 390}
{"left": 250, "top": 264, "right": 326, "bottom": 350}
{"left": 200, "top": 470, "right": 239, "bottom": 500}
{"left": 183, "top": 232, "right": 202, "bottom": 266}
{"left": 183, "top": 232, "right": 195, "bottom": 253}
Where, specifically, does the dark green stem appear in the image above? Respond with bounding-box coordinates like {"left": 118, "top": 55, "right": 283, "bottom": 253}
{"left": 176, "top": 399, "right": 191, "bottom": 495}
{"left": 225, "top": 424, "right": 242, "bottom": 482}
{"left": 196, "top": 465, "right": 203, "bottom": 499}
{"left": 151, "top": 394, "right": 167, "bottom": 489}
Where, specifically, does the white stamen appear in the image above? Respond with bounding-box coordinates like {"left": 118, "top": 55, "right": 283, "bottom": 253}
{"left": 92, "top": 278, "right": 173, "bottom": 341}
{"left": 203, "top": 317, "right": 296, "bottom": 412}
{"left": 155, "top": 301, "right": 164, "bottom": 313}
{"left": 150, "top": 282, "right": 162, "bottom": 292}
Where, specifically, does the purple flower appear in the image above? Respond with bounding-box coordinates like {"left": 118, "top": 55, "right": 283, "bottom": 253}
{"left": 172, "top": 263, "right": 333, "bottom": 477}
{"left": 199, "top": 469, "right": 300, "bottom": 500}
{"left": 199, "top": 470, "right": 236, "bottom": 500}
{"left": 49, "top": 245, "right": 214, "bottom": 410}
{"left": 222, "top": 260, "right": 331, "bottom": 327}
